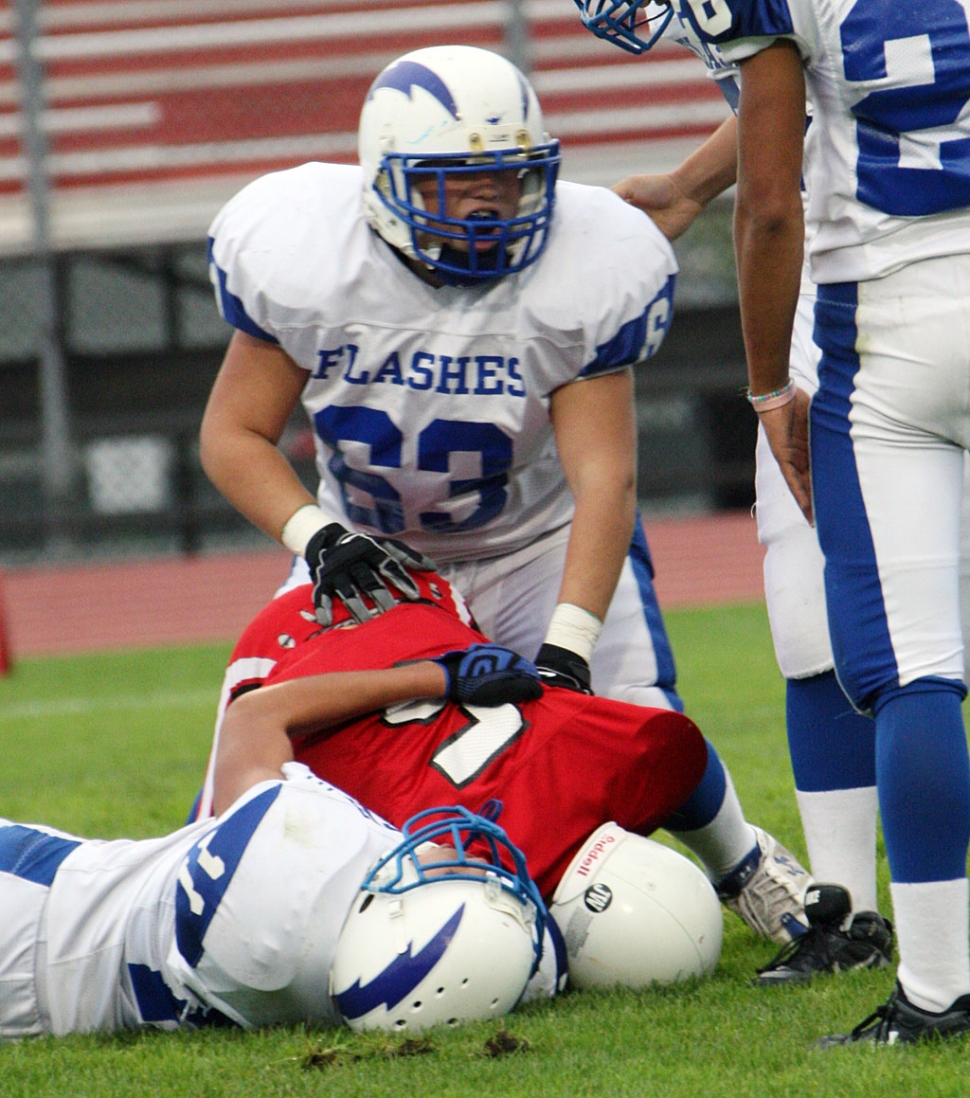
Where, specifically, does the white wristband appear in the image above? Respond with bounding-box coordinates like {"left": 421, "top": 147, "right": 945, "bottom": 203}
{"left": 280, "top": 504, "right": 329, "bottom": 556}
{"left": 543, "top": 602, "right": 603, "bottom": 664}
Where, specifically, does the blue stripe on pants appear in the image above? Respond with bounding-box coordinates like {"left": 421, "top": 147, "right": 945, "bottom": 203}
{"left": 811, "top": 281, "right": 897, "bottom": 711}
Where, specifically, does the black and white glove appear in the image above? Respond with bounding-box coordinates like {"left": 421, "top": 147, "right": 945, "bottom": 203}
{"left": 534, "top": 642, "right": 593, "bottom": 694}
{"left": 306, "top": 523, "right": 431, "bottom": 627}
{"left": 373, "top": 536, "right": 437, "bottom": 576}
{"left": 432, "top": 644, "right": 544, "bottom": 707}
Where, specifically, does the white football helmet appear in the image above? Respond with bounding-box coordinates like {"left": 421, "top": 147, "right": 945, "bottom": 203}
{"left": 575, "top": 0, "right": 674, "bottom": 55}
{"left": 358, "top": 45, "right": 560, "bottom": 285}
{"left": 550, "top": 823, "right": 722, "bottom": 988}
{"left": 330, "top": 805, "right": 547, "bottom": 1032}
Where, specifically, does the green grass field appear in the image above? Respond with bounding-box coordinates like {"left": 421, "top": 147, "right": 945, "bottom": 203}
{"left": 0, "top": 603, "right": 966, "bottom": 1097}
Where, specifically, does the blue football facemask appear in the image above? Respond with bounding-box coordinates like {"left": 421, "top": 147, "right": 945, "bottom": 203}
{"left": 575, "top": 0, "right": 675, "bottom": 55}
{"left": 377, "top": 145, "right": 560, "bottom": 286}
{"left": 361, "top": 802, "right": 547, "bottom": 971}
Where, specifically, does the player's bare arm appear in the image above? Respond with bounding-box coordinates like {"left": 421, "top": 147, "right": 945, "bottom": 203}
{"left": 199, "top": 330, "right": 318, "bottom": 542}
{"left": 550, "top": 367, "right": 637, "bottom": 623}
{"left": 212, "top": 641, "right": 541, "bottom": 812}
{"left": 734, "top": 41, "right": 811, "bottom": 522}
{"left": 613, "top": 115, "right": 738, "bottom": 241}
{"left": 212, "top": 660, "right": 448, "bottom": 814}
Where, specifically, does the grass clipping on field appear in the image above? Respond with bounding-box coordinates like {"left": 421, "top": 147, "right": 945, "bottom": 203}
{"left": 301, "top": 1030, "right": 530, "bottom": 1070}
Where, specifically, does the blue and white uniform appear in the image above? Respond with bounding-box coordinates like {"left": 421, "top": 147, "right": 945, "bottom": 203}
{"left": 664, "top": 9, "right": 878, "bottom": 906}
{"left": 209, "top": 162, "right": 683, "bottom": 708}
{"left": 684, "top": 0, "right": 970, "bottom": 711}
{"left": 0, "top": 766, "right": 399, "bottom": 1040}
{"left": 685, "top": 0, "right": 970, "bottom": 1014}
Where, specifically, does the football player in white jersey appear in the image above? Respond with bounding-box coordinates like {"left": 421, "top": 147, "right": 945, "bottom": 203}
{"left": 0, "top": 654, "right": 555, "bottom": 1041}
{"left": 669, "top": 0, "right": 970, "bottom": 1046}
{"left": 200, "top": 44, "right": 812, "bottom": 949}
{"left": 576, "top": 1, "right": 892, "bottom": 986}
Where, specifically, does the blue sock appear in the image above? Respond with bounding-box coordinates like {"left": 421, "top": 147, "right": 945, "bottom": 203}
{"left": 786, "top": 670, "right": 875, "bottom": 791}
{"left": 662, "top": 738, "right": 726, "bottom": 831}
{"left": 874, "top": 679, "right": 970, "bottom": 883}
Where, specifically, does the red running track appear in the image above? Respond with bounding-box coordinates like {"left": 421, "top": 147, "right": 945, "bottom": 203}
{"left": 0, "top": 511, "right": 764, "bottom": 659}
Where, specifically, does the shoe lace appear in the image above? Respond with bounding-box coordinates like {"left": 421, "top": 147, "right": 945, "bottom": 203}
{"left": 850, "top": 995, "right": 897, "bottom": 1042}
{"left": 753, "top": 848, "right": 809, "bottom": 905}
{"left": 757, "top": 924, "right": 829, "bottom": 975}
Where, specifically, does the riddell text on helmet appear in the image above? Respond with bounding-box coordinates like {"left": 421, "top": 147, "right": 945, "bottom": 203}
{"left": 575, "top": 833, "right": 617, "bottom": 878}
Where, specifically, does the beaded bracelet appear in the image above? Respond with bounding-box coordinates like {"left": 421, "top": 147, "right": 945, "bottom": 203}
{"left": 747, "top": 379, "right": 795, "bottom": 412}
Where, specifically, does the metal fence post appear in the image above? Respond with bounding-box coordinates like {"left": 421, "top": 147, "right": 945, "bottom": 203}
{"left": 503, "top": 0, "right": 532, "bottom": 74}
{"left": 15, "top": 0, "right": 76, "bottom": 553}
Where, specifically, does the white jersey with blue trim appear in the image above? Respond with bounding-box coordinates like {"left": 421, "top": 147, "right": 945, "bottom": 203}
{"left": 676, "top": 0, "right": 970, "bottom": 282}
{"left": 7, "top": 767, "right": 398, "bottom": 1036}
{"left": 664, "top": 9, "right": 740, "bottom": 109}
{"left": 208, "top": 162, "right": 678, "bottom": 563}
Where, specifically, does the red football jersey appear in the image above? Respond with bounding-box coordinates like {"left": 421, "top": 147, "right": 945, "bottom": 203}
{"left": 263, "top": 596, "right": 707, "bottom": 899}
{"left": 201, "top": 578, "right": 706, "bottom": 897}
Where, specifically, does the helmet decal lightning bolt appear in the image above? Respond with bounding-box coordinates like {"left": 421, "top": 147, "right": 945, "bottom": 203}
{"left": 367, "top": 60, "right": 459, "bottom": 119}
{"left": 333, "top": 904, "right": 464, "bottom": 1018}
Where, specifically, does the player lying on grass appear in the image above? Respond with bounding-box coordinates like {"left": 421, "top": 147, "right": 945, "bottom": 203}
{"left": 192, "top": 559, "right": 813, "bottom": 964}
{"left": 0, "top": 661, "right": 558, "bottom": 1040}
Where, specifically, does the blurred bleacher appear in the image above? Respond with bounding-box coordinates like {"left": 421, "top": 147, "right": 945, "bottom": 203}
{"left": 0, "top": 2, "right": 751, "bottom": 568}
{"left": 0, "top": 0, "right": 731, "bottom": 254}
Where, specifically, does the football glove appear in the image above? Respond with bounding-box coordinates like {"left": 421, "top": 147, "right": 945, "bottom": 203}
{"left": 535, "top": 642, "right": 593, "bottom": 694}
{"left": 433, "top": 644, "right": 544, "bottom": 707}
{"left": 306, "top": 523, "right": 430, "bottom": 627}
{"left": 373, "top": 536, "right": 437, "bottom": 575}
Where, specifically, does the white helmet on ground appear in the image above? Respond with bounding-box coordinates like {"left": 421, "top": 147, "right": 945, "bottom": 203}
{"left": 550, "top": 822, "right": 722, "bottom": 988}
{"left": 357, "top": 44, "right": 560, "bottom": 284}
{"left": 330, "top": 805, "right": 547, "bottom": 1032}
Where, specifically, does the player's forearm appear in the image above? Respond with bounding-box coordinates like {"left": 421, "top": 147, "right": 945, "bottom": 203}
{"left": 200, "top": 426, "right": 319, "bottom": 545}
{"left": 200, "top": 329, "right": 322, "bottom": 547}
{"left": 212, "top": 662, "right": 447, "bottom": 813}
{"left": 668, "top": 114, "right": 738, "bottom": 211}
{"left": 274, "top": 663, "right": 447, "bottom": 735}
{"left": 556, "top": 450, "right": 636, "bottom": 620}
{"left": 613, "top": 117, "right": 738, "bottom": 242}
{"left": 551, "top": 369, "right": 637, "bottom": 621}
{"left": 735, "top": 198, "right": 803, "bottom": 394}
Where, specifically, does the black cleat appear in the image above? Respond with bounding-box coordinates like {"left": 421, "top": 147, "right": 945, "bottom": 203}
{"left": 817, "top": 982, "right": 970, "bottom": 1047}
{"left": 755, "top": 883, "right": 893, "bottom": 987}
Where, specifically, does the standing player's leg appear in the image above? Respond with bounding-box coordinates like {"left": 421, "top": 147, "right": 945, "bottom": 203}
{"left": 755, "top": 427, "right": 890, "bottom": 980}
{"left": 960, "top": 451, "right": 970, "bottom": 684}
{"left": 767, "top": 520, "right": 878, "bottom": 907}
{"left": 751, "top": 292, "right": 891, "bottom": 981}
{"left": 812, "top": 266, "right": 970, "bottom": 1035}
{"left": 449, "top": 519, "right": 811, "bottom": 943}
